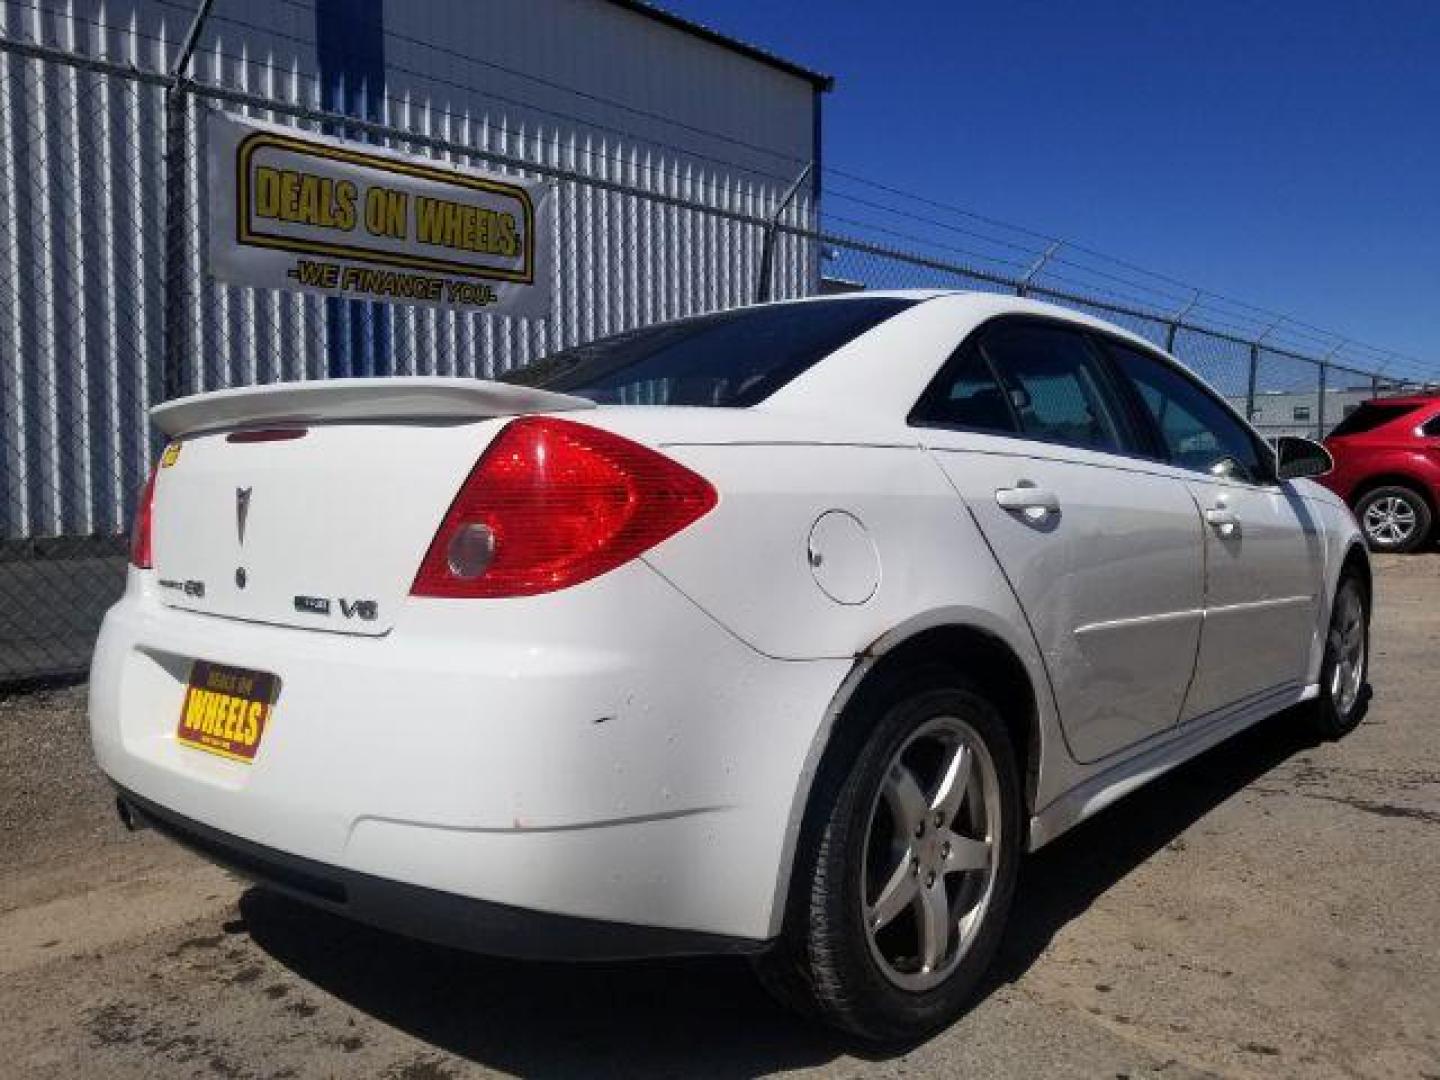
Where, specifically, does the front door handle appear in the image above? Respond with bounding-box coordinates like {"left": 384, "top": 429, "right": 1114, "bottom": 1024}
{"left": 1205, "top": 507, "right": 1239, "bottom": 531}
{"left": 996, "top": 484, "right": 1060, "bottom": 519}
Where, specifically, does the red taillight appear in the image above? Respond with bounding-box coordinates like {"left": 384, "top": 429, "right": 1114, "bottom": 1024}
{"left": 129, "top": 463, "right": 158, "bottom": 568}
{"left": 411, "top": 417, "right": 717, "bottom": 598}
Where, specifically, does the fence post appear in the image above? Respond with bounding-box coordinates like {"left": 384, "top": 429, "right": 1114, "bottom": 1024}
{"left": 1245, "top": 343, "right": 1260, "bottom": 424}
{"left": 1315, "top": 340, "right": 1345, "bottom": 439}
{"left": 1164, "top": 290, "right": 1200, "bottom": 353}
{"left": 1016, "top": 241, "right": 1060, "bottom": 298}
{"left": 160, "top": 0, "right": 216, "bottom": 403}
{"left": 1244, "top": 317, "right": 1287, "bottom": 431}
{"left": 754, "top": 161, "right": 812, "bottom": 304}
{"left": 161, "top": 90, "right": 189, "bottom": 402}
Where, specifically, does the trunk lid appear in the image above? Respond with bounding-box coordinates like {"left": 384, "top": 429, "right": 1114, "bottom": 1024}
{"left": 147, "top": 378, "right": 593, "bottom": 635}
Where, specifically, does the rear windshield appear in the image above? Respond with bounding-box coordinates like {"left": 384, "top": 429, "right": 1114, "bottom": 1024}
{"left": 499, "top": 298, "right": 919, "bottom": 407}
{"left": 1328, "top": 401, "right": 1420, "bottom": 438}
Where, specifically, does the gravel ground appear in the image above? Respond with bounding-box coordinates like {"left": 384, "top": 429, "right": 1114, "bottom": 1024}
{"left": 0, "top": 555, "right": 1437, "bottom": 1079}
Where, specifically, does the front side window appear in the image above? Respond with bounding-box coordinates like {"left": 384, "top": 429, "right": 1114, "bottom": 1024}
{"left": 1107, "top": 343, "right": 1270, "bottom": 483}
{"left": 1421, "top": 413, "right": 1440, "bottom": 437}
{"left": 500, "top": 298, "right": 918, "bottom": 407}
{"left": 978, "top": 322, "right": 1132, "bottom": 454}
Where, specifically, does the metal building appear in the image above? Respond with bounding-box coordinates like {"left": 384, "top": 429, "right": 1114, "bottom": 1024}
{"left": 1228, "top": 387, "right": 1374, "bottom": 440}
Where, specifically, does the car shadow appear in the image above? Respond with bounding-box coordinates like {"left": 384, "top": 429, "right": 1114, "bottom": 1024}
{"left": 238, "top": 706, "right": 1321, "bottom": 1076}
{"left": 984, "top": 704, "right": 1321, "bottom": 990}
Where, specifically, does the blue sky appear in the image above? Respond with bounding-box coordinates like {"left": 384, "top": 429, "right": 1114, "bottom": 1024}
{"left": 665, "top": 1, "right": 1440, "bottom": 366}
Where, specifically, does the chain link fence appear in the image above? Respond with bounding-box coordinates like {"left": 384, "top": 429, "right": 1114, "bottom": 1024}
{"left": 804, "top": 228, "right": 1424, "bottom": 440}
{"left": 0, "top": 27, "right": 1433, "bottom": 684}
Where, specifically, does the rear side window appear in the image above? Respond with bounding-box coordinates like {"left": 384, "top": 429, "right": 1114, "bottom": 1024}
{"left": 1423, "top": 414, "right": 1440, "bottom": 437}
{"left": 908, "top": 343, "right": 1018, "bottom": 434}
{"left": 977, "top": 322, "right": 1132, "bottom": 454}
{"left": 1328, "top": 401, "right": 1420, "bottom": 438}
{"left": 500, "top": 298, "right": 918, "bottom": 407}
{"left": 1106, "top": 342, "right": 1269, "bottom": 483}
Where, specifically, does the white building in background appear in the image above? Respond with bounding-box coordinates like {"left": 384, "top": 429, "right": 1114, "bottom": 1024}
{"left": 1228, "top": 387, "right": 1375, "bottom": 439}
{"left": 1, "top": 0, "right": 831, "bottom": 539}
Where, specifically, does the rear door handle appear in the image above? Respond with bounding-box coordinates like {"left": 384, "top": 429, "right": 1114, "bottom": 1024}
{"left": 996, "top": 484, "right": 1060, "bottom": 519}
{"left": 1205, "top": 507, "right": 1239, "bottom": 531}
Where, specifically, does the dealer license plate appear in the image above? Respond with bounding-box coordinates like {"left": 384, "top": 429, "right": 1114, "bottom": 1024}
{"left": 176, "top": 661, "right": 278, "bottom": 764}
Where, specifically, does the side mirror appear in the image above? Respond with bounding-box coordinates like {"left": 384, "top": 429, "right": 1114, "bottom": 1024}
{"left": 1275, "top": 435, "right": 1333, "bottom": 481}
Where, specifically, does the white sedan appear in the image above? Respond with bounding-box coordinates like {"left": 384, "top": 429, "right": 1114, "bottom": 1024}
{"left": 91, "top": 291, "right": 1370, "bottom": 1040}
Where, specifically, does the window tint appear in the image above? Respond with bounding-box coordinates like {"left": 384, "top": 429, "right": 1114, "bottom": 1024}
{"left": 499, "top": 298, "right": 917, "bottom": 407}
{"left": 1423, "top": 413, "right": 1440, "bottom": 437}
{"left": 1107, "top": 343, "right": 1269, "bottom": 483}
{"left": 1327, "top": 401, "right": 1420, "bottom": 438}
{"left": 978, "top": 323, "right": 1131, "bottom": 453}
{"left": 908, "top": 343, "right": 1018, "bottom": 433}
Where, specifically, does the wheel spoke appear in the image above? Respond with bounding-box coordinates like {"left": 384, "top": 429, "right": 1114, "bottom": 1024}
{"left": 941, "top": 829, "right": 991, "bottom": 874}
{"left": 930, "top": 743, "right": 972, "bottom": 828}
{"left": 883, "top": 762, "right": 929, "bottom": 839}
{"left": 917, "top": 881, "right": 951, "bottom": 971}
{"left": 868, "top": 853, "right": 918, "bottom": 931}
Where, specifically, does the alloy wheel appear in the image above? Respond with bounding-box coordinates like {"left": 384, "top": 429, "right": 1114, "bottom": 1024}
{"left": 1329, "top": 584, "right": 1367, "bottom": 718}
{"left": 860, "top": 716, "right": 1003, "bottom": 992}
{"left": 1363, "top": 496, "right": 1417, "bottom": 547}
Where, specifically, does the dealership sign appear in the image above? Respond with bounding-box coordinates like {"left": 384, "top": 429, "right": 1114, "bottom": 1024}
{"left": 207, "top": 111, "right": 553, "bottom": 316}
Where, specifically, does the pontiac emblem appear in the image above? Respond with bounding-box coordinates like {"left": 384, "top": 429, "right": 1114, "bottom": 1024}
{"left": 236, "top": 486, "right": 252, "bottom": 545}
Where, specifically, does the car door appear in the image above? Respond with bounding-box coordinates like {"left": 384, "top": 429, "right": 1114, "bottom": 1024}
{"left": 914, "top": 318, "right": 1206, "bottom": 764}
{"left": 1102, "top": 340, "right": 1326, "bottom": 719}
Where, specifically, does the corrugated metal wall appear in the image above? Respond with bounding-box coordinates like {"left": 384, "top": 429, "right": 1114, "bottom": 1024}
{"left": 0, "top": 0, "right": 821, "bottom": 539}
{"left": 1, "top": 5, "right": 171, "bottom": 540}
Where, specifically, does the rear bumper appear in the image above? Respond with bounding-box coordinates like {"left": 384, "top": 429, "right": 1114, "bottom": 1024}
{"left": 116, "top": 786, "right": 764, "bottom": 960}
{"left": 90, "top": 567, "right": 849, "bottom": 947}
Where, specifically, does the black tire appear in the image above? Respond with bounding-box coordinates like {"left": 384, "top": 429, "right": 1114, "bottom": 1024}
{"left": 1355, "top": 485, "right": 1431, "bottom": 553}
{"left": 1308, "top": 572, "right": 1371, "bottom": 740}
{"left": 755, "top": 670, "right": 1022, "bottom": 1043}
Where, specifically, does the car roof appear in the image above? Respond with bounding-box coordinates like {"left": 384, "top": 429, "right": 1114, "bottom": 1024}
{"left": 763, "top": 290, "right": 1176, "bottom": 423}
{"left": 767, "top": 289, "right": 1168, "bottom": 351}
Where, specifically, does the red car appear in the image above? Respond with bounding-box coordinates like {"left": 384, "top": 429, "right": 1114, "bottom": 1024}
{"left": 1321, "top": 393, "right": 1440, "bottom": 552}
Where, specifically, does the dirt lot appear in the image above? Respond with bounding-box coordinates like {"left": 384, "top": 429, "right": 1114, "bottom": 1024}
{"left": 1, "top": 556, "right": 1437, "bottom": 1079}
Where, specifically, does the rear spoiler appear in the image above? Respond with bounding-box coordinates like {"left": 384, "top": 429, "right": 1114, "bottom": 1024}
{"left": 151, "top": 377, "right": 595, "bottom": 438}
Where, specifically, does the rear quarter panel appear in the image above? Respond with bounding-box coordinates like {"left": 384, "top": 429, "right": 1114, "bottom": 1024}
{"left": 638, "top": 440, "right": 1083, "bottom": 812}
